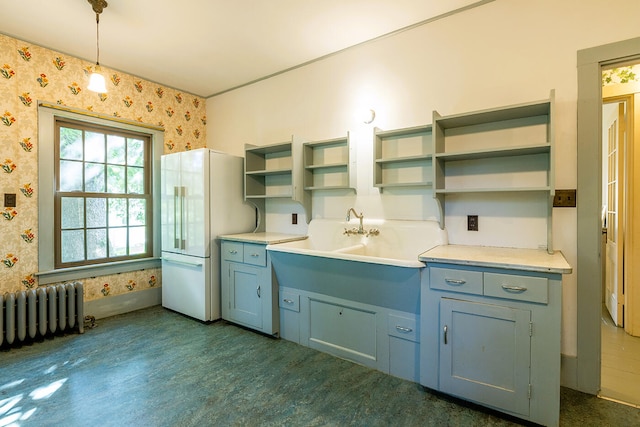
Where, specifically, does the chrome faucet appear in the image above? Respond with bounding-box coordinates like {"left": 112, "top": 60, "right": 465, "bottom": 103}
{"left": 346, "top": 208, "right": 365, "bottom": 234}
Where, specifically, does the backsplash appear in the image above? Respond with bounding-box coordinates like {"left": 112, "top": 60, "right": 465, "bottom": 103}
{"left": 0, "top": 33, "right": 206, "bottom": 300}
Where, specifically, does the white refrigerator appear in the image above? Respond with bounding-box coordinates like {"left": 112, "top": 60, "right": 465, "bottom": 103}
{"left": 161, "top": 148, "right": 255, "bottom": 321}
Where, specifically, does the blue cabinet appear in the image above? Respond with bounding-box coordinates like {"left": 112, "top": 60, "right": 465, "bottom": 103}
{"left": 420, "top": 250, "right": 569, "bottom": 427}
{"left": 221, "top": 240, "right": 278, "bottom": 335}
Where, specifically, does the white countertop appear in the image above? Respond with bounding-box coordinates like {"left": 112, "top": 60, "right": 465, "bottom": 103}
{"left": 218, "top": 232, "right": 307, "bottom": 245}
{"left": 419, "top": 245, "right": 572, "bottom": 274}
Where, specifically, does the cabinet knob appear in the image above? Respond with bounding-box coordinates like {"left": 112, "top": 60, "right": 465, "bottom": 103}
{"left": 229, "top": 249, "right": 238, "bottom": 254}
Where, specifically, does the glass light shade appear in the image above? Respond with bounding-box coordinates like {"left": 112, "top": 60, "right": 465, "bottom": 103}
{"left": 88, "top": 70, "right": 107, "bottom": 93}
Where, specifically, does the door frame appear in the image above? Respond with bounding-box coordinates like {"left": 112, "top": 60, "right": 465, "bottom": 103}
{"left": 576, "top": 36, "right": 640, "bottom": 394}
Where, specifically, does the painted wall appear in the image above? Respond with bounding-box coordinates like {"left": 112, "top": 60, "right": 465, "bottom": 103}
{"left": 0, "top": 34, "right": 206, "bottom": 302}
{"left": 206, "top": 0, "right": 640, "bottom": 357}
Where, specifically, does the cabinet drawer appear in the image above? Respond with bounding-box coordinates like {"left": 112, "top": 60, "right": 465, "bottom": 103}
{"left": 243, "top": 243, "right": 267, "bottom": 266}
{"left": 388, "top": 314, "right": 418, "bottom": 342}
{"left": 222, "top": 241, "right": 244, "bottom": 262}
{"left": 279, "top": 291, "right": 300, "bottom": 312}
{"left": 430, "top": 267, "right": 483, "bottom": 295}
{"left": 484, "top": 272, "right": 548, "bottom": 304}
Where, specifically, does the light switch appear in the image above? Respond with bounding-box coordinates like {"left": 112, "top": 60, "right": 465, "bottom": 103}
{"left": 4, "top": 193, "right": 16, "bottom": 208}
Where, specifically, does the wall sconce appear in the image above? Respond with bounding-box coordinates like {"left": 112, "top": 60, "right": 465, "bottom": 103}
{"left": 87, "top": 0, "right": 108, "bottom": 93}
{"left": 359, "top": 108, "right": 376, "bottom": 124}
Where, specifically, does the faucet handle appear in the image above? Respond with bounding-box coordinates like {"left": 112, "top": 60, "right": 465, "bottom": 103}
{"left": 366, "top": 228, "right": 380, "bottom": 237}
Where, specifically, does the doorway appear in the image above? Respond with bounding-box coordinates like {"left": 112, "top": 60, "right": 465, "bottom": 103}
{"left": 576, "top": 36, "right": 640, "bottom": 397}
{"left": 599, "top": 66, "right": 640, "bottom": 405}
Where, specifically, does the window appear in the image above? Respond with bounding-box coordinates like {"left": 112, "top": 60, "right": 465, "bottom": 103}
{"left": 38, "top": 104, "right": 163, "bottom": 283}
{"left": 54, "top": 119, "right": 152, "bottom": 267}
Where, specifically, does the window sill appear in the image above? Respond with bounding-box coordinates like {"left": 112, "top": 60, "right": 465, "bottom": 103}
{"left": 35, "top": 257, "right": 161, "bottom": 285}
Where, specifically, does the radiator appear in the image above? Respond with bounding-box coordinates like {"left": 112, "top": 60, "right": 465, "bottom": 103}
{"left": 1, "top": 282, "right": 84, "bottom": 347}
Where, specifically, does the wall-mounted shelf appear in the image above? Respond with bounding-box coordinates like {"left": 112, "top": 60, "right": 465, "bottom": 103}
{"left": 244, "top": 136, "right": 310, "bottom": 223}
{"left": 303, "top": 134, "right": 355, "bottom": 192}
{"left": 433, "top": 90, "right": 555, "bottom": 252}
{"left": 374, "top": 125, "right": 433, "bottom": 191}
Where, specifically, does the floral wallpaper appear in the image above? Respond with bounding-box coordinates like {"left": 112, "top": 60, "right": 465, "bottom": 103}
{"left": 0, "top": 33, "right": 206, "bottom": 302}
{"left": 602, "top": 65, "right": 640, "bottom": 86}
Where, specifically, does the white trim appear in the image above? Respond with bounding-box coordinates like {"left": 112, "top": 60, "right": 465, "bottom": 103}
{"left": 37, "top": 103, "right": 164, "bottom": 282}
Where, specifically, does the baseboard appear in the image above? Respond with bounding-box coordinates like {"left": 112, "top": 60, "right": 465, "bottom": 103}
{"left": 561, "top": 354, "right": 578, "bottom": 390}
{"left": 85, "top": 287, "right": 162, "bottom": 320}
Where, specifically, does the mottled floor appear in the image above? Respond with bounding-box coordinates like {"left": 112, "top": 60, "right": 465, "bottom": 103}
{"left": 1, "top": 306, "right": 639, "bottom": 427}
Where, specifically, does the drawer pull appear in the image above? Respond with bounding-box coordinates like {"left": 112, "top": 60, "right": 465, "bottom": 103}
{"left": 228, "top": 249, "right": 238, "bottom": 254}
{"left": 395, "top": 325, "right": 413, "bottom": 333}
{"left": 502, "top": 285, "right": 528, "bottom": 293}
{"left": 250, "top": 253, "right": 260, "bottom": 257}
{"left": 444, "top": 278, "right": 466, "bottom": 286}
{"left": 283, "top": 298, "right": 294, "bottom": 304}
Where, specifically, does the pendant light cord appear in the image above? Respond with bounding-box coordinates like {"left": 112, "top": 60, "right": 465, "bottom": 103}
{"left": 95, "top": 12, "right": 100, "bottom": 66}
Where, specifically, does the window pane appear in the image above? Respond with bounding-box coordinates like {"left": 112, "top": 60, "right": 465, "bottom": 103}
{"left": 59, "top": 127, "right": 83, "bottom": 160}
{"left": 107, "top": 135, "right": 126, "bottom": 165}
{"left": 86, "top": 197, "right": 107, "bottom": 228}
{"left": 60, "top": 160, "right": 83, "bottom": 191}
{"left": 108, "top": 198, "right": 127, "bottom": 226}
{"left": 129, "top": 226, "right": 146, "bottom": 255}
{"left": 85, "top": 131, "right": 105, "bottom": 163}
{"left": 127, "top": 138, "right": 144, "bottom": 167}
{"left": 61, "top": 229, "right": 85, "bottom": 262}
{"left": 61, "top": 197, "right": 84, "bottom": 229}
{"left": 108, "top": 227, "right": 127, "bottom": 256}
{"left": 107, "top": 165, "right": 126, "bottom": 193}
{"left": 127, "top": 166, "right": 144, "bottom": 194}
{"left": 85, "top": 163, "right": 105, "bottom": 192}
{"left": 129, "top": 199, "right": 146, "bottom": 226}
{"left": 87, "top": 228, "right": 107, "bottom": 260}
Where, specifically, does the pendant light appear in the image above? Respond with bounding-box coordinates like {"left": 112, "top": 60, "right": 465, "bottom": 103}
{"left": 87, "top": 0, "right": 108, "bottom": 93}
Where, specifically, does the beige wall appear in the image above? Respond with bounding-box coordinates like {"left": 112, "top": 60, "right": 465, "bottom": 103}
{"left": 206, "top": 0, "right": 640, "bottom": 356}
{"left": 0, "top": 34, "right": 206, "bottom": 301}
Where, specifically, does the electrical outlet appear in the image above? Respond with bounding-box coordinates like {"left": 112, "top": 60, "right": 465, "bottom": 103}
{"left": 4, "top": 193, "right": 16, "bottom": 208}
{"left": 467, "top": 215, "right": 478, "bottom": 231}
{"left": 292, "top": 213, "right": 298, "bottom": 225}
{"left": 553, "top": 189, "right": 577, "bottom": 207}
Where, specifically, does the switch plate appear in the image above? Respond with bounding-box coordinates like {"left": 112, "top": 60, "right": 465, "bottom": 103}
{"left": 292, "top": 213, "right": 298, "bottom": 225}
{"left": 553, "top": 189, "right": 577, "bottom": 207}
{"left": 467, "top": 215, "right": 478, "bottom": 231}
{"left": 4, "top": 193, "right": 16, "bottom": 208}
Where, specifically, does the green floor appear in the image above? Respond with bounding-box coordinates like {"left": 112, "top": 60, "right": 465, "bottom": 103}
{"left": 1, "top": 306, "right": 638, "bottom": 426}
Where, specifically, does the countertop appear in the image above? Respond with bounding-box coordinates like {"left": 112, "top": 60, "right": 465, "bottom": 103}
{"left": 218, "top": 232, "right": 307, "bottom": 245}
{"left": 419, "top": 245, "right": 572, "bottom": 274}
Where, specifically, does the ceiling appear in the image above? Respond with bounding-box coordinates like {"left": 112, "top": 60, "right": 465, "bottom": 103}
{"left": 0, "top": 0, "right": 487, "bottom": 98}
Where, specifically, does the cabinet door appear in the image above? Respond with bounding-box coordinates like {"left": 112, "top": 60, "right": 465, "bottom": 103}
{"left": 439, "top": 298, "right": 531, "bottom": 416}
{"left": 228, "top": 263, "right": 263, "bottom": 329}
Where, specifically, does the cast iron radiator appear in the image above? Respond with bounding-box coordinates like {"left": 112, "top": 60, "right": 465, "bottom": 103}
{"left": 1, "top": 282, "right": 84, "bottom": 347}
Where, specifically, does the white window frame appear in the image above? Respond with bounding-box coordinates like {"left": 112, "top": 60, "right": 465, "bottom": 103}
{"left": 37, "top": 104, "right": 163, "bottom": 284}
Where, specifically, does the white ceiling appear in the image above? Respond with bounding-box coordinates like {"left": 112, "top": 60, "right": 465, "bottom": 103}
{"left": 0, "top": 0, "right": 486, "bottom": 98}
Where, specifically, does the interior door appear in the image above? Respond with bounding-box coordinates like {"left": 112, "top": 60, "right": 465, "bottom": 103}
{"left": 604, "top": 102, "right": 625, "bottom": 326}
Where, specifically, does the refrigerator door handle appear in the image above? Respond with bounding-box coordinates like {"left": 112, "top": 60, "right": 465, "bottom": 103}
{"left": 173, "top": 186, "right": 180, "bottom": 249}
{"left": 180, "top": 186, "right": 186, "bottom": 250}
{"left": 162, "top": 257, "right": 204, "bottom": 268}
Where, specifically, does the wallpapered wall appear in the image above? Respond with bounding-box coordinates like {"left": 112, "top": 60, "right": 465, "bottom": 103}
{"left": 0, "top": 33, "right": 206, "bottom": 301}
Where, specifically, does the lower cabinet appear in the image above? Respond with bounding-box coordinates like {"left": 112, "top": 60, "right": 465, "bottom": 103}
{"left": 439, "top": 298, "right": 532, "bottom": 417}
{"left": 421, "top": 262, "right": 563, "bottom": 427}
{"left": 279, "top": 286, "right": 420, "bottom": 382}
{"left": 221, "top": 240, "right": 278, "bottom": 335}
